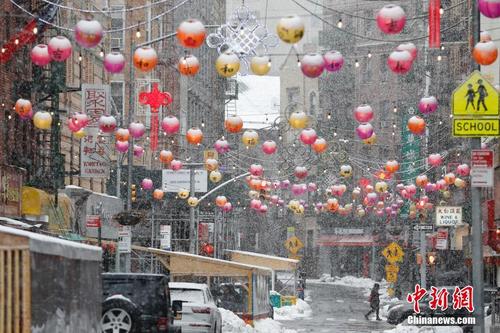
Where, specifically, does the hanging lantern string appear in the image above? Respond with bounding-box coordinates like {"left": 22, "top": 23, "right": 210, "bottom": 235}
{"left": 292, "top": 0, "right": 467, "bottom": 43}
{"left": 9, "top": 0, "right": 191, "bottom": 33}
{"left": 39, "top": 0, "right": 176, "bottom": 14}
{"left": 302, "top": 0, "right": 467, "bottom": 22}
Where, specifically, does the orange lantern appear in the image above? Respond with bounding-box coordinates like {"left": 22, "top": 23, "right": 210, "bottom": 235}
{"left": 444, "top": 173, "right": 456, "bottom": 185}
{"left": 133, "top": 47, "right": 158, "bottom": 72}
{"left": 215, "top": 195, "right": 227, "bottom": 207}
{"left": 153, "top": 189, "right": 164, "bottom": 200}
{"left": 249, "top": 178, "right": 262, "bottom": 190}
{"left": 177, "top": 19, "right": 206, "bottom": 48}
{"left": 15, "top": 98, "right": 32, "bottom": 117}
{"left": 312, "top": 137, "right": 327, "bottom": 153}
{"left": 225, "top": 116, "right": 244, "bottom": 133}
{"left": 186, "top": 127, "right": 203, "bottom": 145}
{"left": 407, "top": 116, "right": 426, "bottom": 135}
{"left": 115, "top": 128, "right": 130, "bottom": 142}
{"left": 159, "top": 150, "right": 174, "bottom": 164}
{"left": 385, "top": 160, "right": 399, "bottom": 173}
{"left": 250, "top": 56, "right": 271, "bottom": 76}
{"left": 178, "top": 54, "right": 200, "bottom": 76}
{"left": 473, "top": 40, "right": 498, "bottom": 66}
{"left": 326, "top": 198, "right": 339, "bottom": 212}
{"left": 416, "top": 175, "right": 429, "bottom": 188}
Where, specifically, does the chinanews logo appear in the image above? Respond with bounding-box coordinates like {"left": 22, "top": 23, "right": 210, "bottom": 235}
{"left": 406, "top": 284, "right": 476, "bottom": 326}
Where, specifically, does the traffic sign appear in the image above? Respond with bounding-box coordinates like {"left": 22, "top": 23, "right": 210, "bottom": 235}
{"left": 382, "top": 242, "right": 404, "bottom": 264}
{"left": 385, "top": 264, "right": 400, "bottom": 274}
{"left": 386, "top": 271, "right": 398, "bottom": 283}
{"left": 413, "top": 224, "right": 434, "bottom": 231}
{"left": 471, "top": 149, "right": 494, "bottom": 187}
{"left": 86, "top": 215, "right": 101, "bottom": 228}
{"left": 284, "top": 236, "right": 304, "bottom": 255}
{"left": 452, "top": 71, "right": 499, "bottom": 117}
{"left": 453, "top": 118, "right": 500, "bottom": 137}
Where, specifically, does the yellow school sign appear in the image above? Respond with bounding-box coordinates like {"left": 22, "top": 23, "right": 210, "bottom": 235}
{"left": 451, "top": 71, "right": 500, "bottom": 137}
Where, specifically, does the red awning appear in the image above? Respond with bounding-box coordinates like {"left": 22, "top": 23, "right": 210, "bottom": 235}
{"left": 318, "top": 234, "right": 377, "bottom": 247}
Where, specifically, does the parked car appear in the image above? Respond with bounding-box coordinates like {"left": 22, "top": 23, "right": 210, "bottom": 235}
{"left": 101, "top": 273, "right": 181, "bottom": 333}
{"left": 169, "top": 282, "right": 222, "bottom": 333}
{"left": 387, "top": 286, "right": 474, "bottom": 332}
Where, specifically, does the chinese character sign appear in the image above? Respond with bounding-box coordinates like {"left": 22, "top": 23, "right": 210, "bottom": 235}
{"left": 80, "top": 127, "right": 110, "bottom": 178}
{"left": 407, "top": 284, "right": 474, "bottom": 314}
{"left": 82, "top": 84, "right": 110, "bottom": 127}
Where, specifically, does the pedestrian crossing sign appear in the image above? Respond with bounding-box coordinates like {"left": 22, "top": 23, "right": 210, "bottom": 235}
{"left": 452, "top": 71, "right": 499, "bottom": 117}
{"left": 382, "top": 242, "right": 404, "bottom": 264}
{"left": 285, "top": 236, "right": 304, "bottom": 255}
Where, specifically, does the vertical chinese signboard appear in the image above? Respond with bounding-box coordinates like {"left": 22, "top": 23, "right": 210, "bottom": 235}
{"left": 80, "top": 85, "right": 111, "bottom": 178}
{"left": 400, "top": 107, "right": 423, "bottom": 218}
{"left": 0, "top": 166, "right": 24, "bottom": 217}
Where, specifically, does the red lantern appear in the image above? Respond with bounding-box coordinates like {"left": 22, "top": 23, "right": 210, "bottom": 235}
{"left": 407, "top": 116, "right": 426, "bottom": 135}
{"left": 98, "top": 115, "right": 117, "bottom": 133}
{"left": 159, "top": 150, "right": 174, "bottom": 164}
{"left": 376, "top": 5, "right": 406, "bottom": 34}
{"left": 47, "top": 36, "right": 72, "bottom": 62}
{"left": 473, "top": 40, "right": 498, "bottom": 66}
{"left": 74, "top": 18, "right": 104, "bottom": 48}
{"left": 133, "top": 47, "right": 158, "bottom": 72}
{"left": 396, "top": 42, "right": 417, "bottom": 61}
{"left": 312, "top": 138, "right": 327, "bottom": 153}
{"left": 15, "top": 99, "right": 32, "bottom": 117}
{"left": 387, "top": 50, "right": 413, "bottom": 74}
{"left": 300, "top": 53, "right": 325, "bottom": 78}
{"left": 178, "top": 54, "right": 200, "bottom": 76}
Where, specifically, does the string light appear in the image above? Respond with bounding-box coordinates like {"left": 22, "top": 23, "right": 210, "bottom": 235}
{"left": 1, "top": 48, "right": 5, "bottom": 53}
{"left": 354, "top": 59, "right": 359, "bottom": 68}
{"left": 14, "top": 38, "right": 19, "bottom": 45}
{"left": 33, "top": 27, "right": 38, "bottom": 34}
{"left": 439, "top": 5, "right": 444, "bottom": 15}
{"left": 337, "top": 19, "right": 343, "bottom": 28}
{"left": 327, "top": 112, "right": 332, "bottom": 120}
{"left": 297, "top": 59, "right": 301, "bottom": 67}
{"left": 135, "top": 26, "right": 142, "bottom": 39}
{"left": 267, "top": 59, "right": 271, "bottom": 68}
{"left": 367, "top": 51, "right": 372, "bottom": 58}
{"left": 201, "top": 120, "right": 205, "bottom": 127}
{"left": 393, "top": 106, "right": 398, "bottom": 113}
{"left": 99, "top": 49, "right": 104, "bottom": 57}
{"left": 437, "top": 55, "right": 442, "bottom": 61}
{"left": 78, "top": 53, "right": 82, "bottom": 61}
{"left": 439, "top": 120, "right": 443, "bottom": 125}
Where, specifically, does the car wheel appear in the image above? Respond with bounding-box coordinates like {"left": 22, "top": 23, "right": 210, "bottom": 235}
{"left": 101, "top": 299, "right": 140, "bottom": 333}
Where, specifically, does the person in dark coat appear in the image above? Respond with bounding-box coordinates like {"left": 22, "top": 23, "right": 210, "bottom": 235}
{"left": 365, "top": 283, "right": 381, "bottom": 321}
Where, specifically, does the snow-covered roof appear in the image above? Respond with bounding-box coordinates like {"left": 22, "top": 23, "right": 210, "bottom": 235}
{"left": 227, "top": 250, "right": 299, "bottom": 263}
{"left": 0, "top": 217, "right": 34, "bottom": 229}
{"left": 226, "top": 250, "right": 299, "bottom": 272}
{"left": 169, "top": 282, "right": 209, "bottom": 290}
{"left": 0, "top": 225, "right": 101, "bottom": 261}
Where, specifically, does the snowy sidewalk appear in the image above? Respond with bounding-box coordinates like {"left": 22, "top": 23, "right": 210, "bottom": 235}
{"left": 220, "top": 308, "right": 298, "bottom": 333}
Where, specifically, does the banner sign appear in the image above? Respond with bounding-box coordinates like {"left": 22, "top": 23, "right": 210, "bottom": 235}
{"left": 82, "top": 84, "right": 110, "bottom": 127}
{"left": 436, "top": 206, "right": 463, "bottom": 226}
{"left": 80, "top": 127, "right": 110, "bottom": 178}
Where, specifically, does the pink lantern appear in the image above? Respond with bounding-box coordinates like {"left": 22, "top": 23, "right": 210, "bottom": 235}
{"left": 291, "top": 184, "right": 306, "bottom": 196}
{"left": 31, "top": 44, "right": 51, "bottom": 66}
{"left": 436, "top": 179, "right": 448, "bottom": 190}
{"left": 425, "top": 183, "right": 437, "bottom": 193}
{"left": 323, "top": 51, "right": 344, "bottom": 72}
{"left": 356, "top": 123, "right": 374, "bottom": 140}
{"left": 67, "top": 118, "right": 81, "bottom": 132}
{"left": 300, "top": 53, "right": 325, "bottom": 78}
{"left": 250, "top": 199, "right": 262, "bottom": 210}
{"left": 277, "top": 199, "right": 285, "bottom": 206}
{"left": 259, "top": 205, "right": 268, "bottom": 214}
{"left": 249, "top": 164, "right": 264, "bottom": 177}
{"left": 456, "top": 164, "right": 470, "bottom": 177}
{"left": 170, "top": 160, "right": 183, "bottom": 171}
{"left": 47, "top": 36, "right": 72, "bottom": 62}
{"left": 418, "top": 96, "right": 438, "bottom": 114}
{"left": 104, "top": 52, "right": 126, "bottom": 73}
{"left": 428, "top": 153, "right": 443, "bottom": 167}
{"left": 294, "top": 166, "right": 308, "bottom": 179}
{"left": 406, "top": 184, "right": 417, "bottom": 196}
{"left": 387, "top": 50, "right": 413, "bottom": 74}
{"left": 478, "top": 0, "right": 500, "bottom": 18}
{"left": 376, "top": 209, "right": 385, "bottom": 217}
{"left": 376, "top": 4, "right": 406, "bottom": 34}
{"left": 214, "top": 139, "right": 230, "bottom": 154}
{"left": 353, "top": 104, "right": 374, "bottom": 123}
{"left": 133, "top": 145, "right": 144, "bottom": 157}
{"left": 299, "top": 128, "right": 318, "bottom": 145}
{"left": 161, "top": 115, "right": 180, "bottom": 135}
{"left": 270, "top": 195, "right": 279, "bottom": 205}
{"left": 281, "top": 180, "right": 291, "bottom": 189}
{"left": 332, "top": 184, "right": 347, "bottom": 197}
{"left": 98, "top": 115, "right": 117, "bottom": 133}
{"left": 141, "top": 178, "right": 154, "bottom": 190}
{"left": 74, "top": 18, "right": 104, "bottom": 48}
{"left": 262, "top": 140, "right": 277, "bottom": 155}
{"left": 71, "top": 112, "right": 90, "bottom": 129}
{"left": 115, "top": 141, "right": 129, "bottom": 153}
{"left": 366, "top": 192, "right": 378, "bottom": 205}
{"left": 307, "top": 182, "right": 317, "bottom": 192}
{"left": 396, "top": 183, "right": 405, "bottom": 193}
{"left": 129, "top": 121, "right": 146, "bottom": 139}
{"left": 223, "top": 202, "right": 233, "bottom": 212}
{"left": 396, "top": 42, "right": 417, "bottom": 61}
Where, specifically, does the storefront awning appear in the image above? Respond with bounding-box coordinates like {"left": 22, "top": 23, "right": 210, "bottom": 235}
{"left": 318, "top": 234, "right": 377, "bottom": 247}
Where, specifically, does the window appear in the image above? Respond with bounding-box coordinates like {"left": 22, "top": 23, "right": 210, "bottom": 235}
{"left": 110, "top": 81, "right": 124, "bottom": 116}
{"left": 287, "top": 87, "right": 300, "bottom": 105}
{"left": 309, "top": 91, "right": 318, "bottom": 116}
{"left": 110, "top": 6, "right": 125, "bottom": 50}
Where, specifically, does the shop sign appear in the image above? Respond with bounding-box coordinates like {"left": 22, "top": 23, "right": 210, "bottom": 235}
{"left": 0, "top": 166, "right": 24, "bottom": 217}
{"left": 471, "top": 150, "right": 494, "bottom": 187}
{"left": 436, "top": 206, "right": 463, "bottom": 226}
{"left": 118, "top": 226, "right": 131, "bottom": 254}
{"left": 435, "top": 228, "right": 449, "bottom": 250}
{"left": 82, "top": 84, "right": 110, "bottom": 126}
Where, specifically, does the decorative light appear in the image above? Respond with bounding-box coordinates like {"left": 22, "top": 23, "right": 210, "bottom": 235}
{"left": 393, "top": 106, "right": 398, "bottom": 113}
{"left": 1, "top": 47, "right": 5, "bottom": 53}
{"left": 327, "top": 112, "right": 332, "bottom": 120}
{"left": 337, "top": 19, "right": 343, "bottom": 28}
{"left": 78, "top": 53, "right": 83, "bottom": 62}
{"left": 354, "top": 59, "right": 359, "bottom": 67}
{"left": 439, "top": 5, "right": 444, "bottom": 15}
{"left": 99, "top": 49, "right": 104, "bottom": 57}
{"left": 135, "top": 25, "right": 142, "bottom": 39}
{"left": 367, "top": 51, "right": 372, "bottom": 58}
{"left": 14, "top": 39, "right": 19, "bottom": 45}
{"left": 33, "top": 27, "right": 38, "bottom": 34}
{"left": 437, "top": 55, "right": 442, "bottom": 61}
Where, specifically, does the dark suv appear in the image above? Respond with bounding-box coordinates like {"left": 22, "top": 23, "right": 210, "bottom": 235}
{"left": 101, "top": 273, "right": 181, "bottom": 333}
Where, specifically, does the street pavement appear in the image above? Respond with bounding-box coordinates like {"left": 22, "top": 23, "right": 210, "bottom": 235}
{"left": 279, "top": 282, "right": 396, "bottom": 333}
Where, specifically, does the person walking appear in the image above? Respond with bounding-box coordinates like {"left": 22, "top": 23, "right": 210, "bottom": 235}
{"left": 365, "top": 283, "right": 381, "bottom": 321}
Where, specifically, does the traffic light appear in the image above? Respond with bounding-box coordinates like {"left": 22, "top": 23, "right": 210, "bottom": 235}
{"left": 131, "top": 184, "right": 137, "bottom": 202}
{"left": 428, "top": 252, "right": 437, "bottom": 265}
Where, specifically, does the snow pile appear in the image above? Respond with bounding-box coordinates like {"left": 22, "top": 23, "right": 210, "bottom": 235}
{"left": 220, "top": 308, "right": 297, "bottom": 333}
{"left": 274, "top": 299, "right": 313, "bottom": 320}
{"left": 383, "top": 324, "right": 462, "bottom": 333}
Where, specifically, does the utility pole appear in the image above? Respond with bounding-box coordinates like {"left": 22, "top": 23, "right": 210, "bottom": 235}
{"left": 471, "top": 1, "right": 484, "bottom": 332}
{"left": 189, "top": 167, "right": 197, "bottom": 254}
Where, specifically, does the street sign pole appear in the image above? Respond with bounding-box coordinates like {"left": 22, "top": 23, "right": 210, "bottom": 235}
{"left": 189, "top": 167, "right": 196, "bottom": 254}
{"left": 420, "top": 229, "right": 427, "bottom": 289}
{"left": 471, "top": 2, "right": 484, "bottom": 332}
